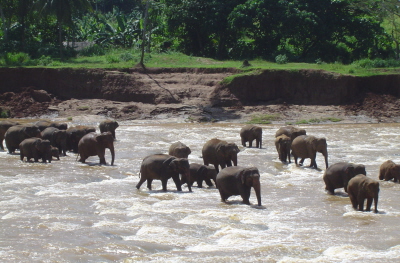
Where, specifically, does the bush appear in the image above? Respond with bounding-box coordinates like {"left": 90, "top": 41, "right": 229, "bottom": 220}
{"left": 3, "top": 52, "right": 30, "bottom": 66}
{"left": 105, "top": 55, "right": 120, "bottom": 63}
{"left": 36, "top": 55, "right": 53, "bottom": 66}
{"left": 120, "top": 52, "right": 135, "bottom": 62}
{"left": 79, "top": 44, "right": 106, "bottom": 56}
{"left": 275, "top": 54, "right": 288, "bottom": 64}
{"left": 353, "top": 58, "right": 400, "bottom": 68}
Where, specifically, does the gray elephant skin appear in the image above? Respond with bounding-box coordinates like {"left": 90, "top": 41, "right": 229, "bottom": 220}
{"left": 51, "top": 146, "right": 60, "bottom": 160}
{"left": 379, "top": 160, "right": 400, "bottom": 183}
{"left": 181, "top": 163, "right": 217, "bottom": 188}
{"left": 323, "top": 162, "right": 366, "bottom": 194}
{"left": 35, "top": 120, "right": 68, "bottom": 131}
{"left": 136, "top": 154, "right": 191, "bottom": 192}
{"left": 67, "top": 125, "right": 96, "bottom": 153}
{"left": 240, "top": 124, "right": 262, "bottom": 148}
{"left": 347, "top": 174, "right": 379, "bottom": 213}
{"left": 78, "top": 132, "right": 115, "bottom": 165}
{"left": 99, "top": 120, "right": 119, "bottom": 140}
{"left": 202, "top": 138, "right": 240, "bottom": 173}
{"left": 275, "top": 134, "right": 291, "bottom": 163}
{"left": 275, "top": 125, "right": 306, "bottom": 141}
{"left": 291, "top": 135, "right": 328, "bottom": 169}
{"left": 168, "top": 141, "right": 191, "bottom": 158}
{"left": 19, "top": 138, "right": 52, "bottom": 163}
{"left": 0, "top": 120, "right": 19, "bottom": 150}
{"left": 4, "top": 124, "right": 41, "bottom": 153}
{"left": 216, "top": 166, "right": 262, "bottom": 206}
{"left": 41, "top": 127, "right": 68, "bottom": 156}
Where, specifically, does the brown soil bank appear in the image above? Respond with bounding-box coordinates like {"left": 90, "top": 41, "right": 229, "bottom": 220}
{"left": 0, "top": 67, "right": 400, "bottom": 122}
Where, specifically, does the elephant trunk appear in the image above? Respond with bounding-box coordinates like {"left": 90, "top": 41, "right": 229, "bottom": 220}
{"left": 323, "top": 150, "right": 328, "bottom": 169}
{"left": 232, "top": 154, "right": 238, "bottom": 167}
{"left": 183, "top": 169, "right": 191, "bottom": 192}
{"left": 253, "top": 179, "right": 262, "bottom": 206}
{"left": 109, "top": 144, "right": 115, "bottom": 165}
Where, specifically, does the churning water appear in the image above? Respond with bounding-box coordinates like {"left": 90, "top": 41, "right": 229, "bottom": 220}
{"left": 1, "top": 120, "right": 400, "bottom": 262}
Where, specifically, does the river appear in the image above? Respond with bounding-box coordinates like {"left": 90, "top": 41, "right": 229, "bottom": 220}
{"left": 1, "top": 120, "right": 400, "bottom": 262}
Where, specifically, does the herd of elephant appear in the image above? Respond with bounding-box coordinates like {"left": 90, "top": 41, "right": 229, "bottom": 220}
{"left": 1, "top": 119, "right": 397, "bottom": 213}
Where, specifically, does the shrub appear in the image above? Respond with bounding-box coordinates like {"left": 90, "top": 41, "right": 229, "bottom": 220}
{"left": 3, "top": 52, "right": 30, "bottom": 66}
{"left": 120, "top": 52, "right": 135, "bottom": 62}
{"left": 106, "top": 55, "right": 120, "bottom": 63}
{"left": 79, "top": 44, "right": 106, "bottom": 57}
{"left": 36, "top": 55, "right": 53, "bottom": 66}
{"left": 275, "top": 54, "right": 288, "bottom": 64}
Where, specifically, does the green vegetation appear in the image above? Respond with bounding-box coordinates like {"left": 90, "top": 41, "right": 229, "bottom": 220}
{"left": 0, "top": 109, "right": 10, "bottom": 118}
{"left": 247, "top": 114, "right": 280, "bottom": 124}
{"left": 294, "top": 117, "right": 342, "bottom": 125}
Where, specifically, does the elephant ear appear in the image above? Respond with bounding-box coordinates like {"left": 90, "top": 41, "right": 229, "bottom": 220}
{"left": 345, "top": 166, "right": 355, "bottom": 175}
{"left": 163, "top": 157, "right": 176, "bottom": 169}
{"left": 239, "top": 169, "right": 248, "bottom": 184}
{"left": 215, "top": 143, "right": 226, "bottom": 155}
{"left": 198, "top": 165, "right": 207, "bottom": 177}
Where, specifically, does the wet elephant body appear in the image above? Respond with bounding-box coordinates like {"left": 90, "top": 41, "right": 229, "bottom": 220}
{"left": 41, "top": 127, "right": 68, "bottom": 156}
{"left": 137, "top": 154, "right": 191, "bottom": 192}
{"left": 181, "top": 163, "right": 217, "bottom": 188}
{"left": 323, "top": 162, "right": 366, "bottom": 194}
{"left": 216, "top": 166, "right": 262, "bottom": 206}
{"left": 35, "top": 120, "right": 68, "bottom": 131}
{"left": 202, "top": 138, "right": 240, "bottom": 173}
{"left": 275, "top": 125, "right": 306, "bottom": 141}
{"left": 240, "top": 125, "right": 262, "bottom": 148}
{"left": 4, "top": 124, "right": 41, "bottom": 153}
{"left": 99, "top": 120, "right": 119, "bottom": 140}
{"left": 275, "top": 134, "right": 291, "bottom": 163}
{"left": 67, "top": 125, "right": 96, "bottom": 153}
{"left": 78, "top": 132, "right": 115, "bottom": 165}
{"left": 19, "top": 138, "right": 52, "bottom": 163}
{"left": 291, "top": 135, "right": 328, "bottom": 169}
{"left": 347, "top": 174, "right": 379, "bottom": 213}
{"left": 0, "top": 120, "right": 19, "bottom": 150}
{"left": 379, "top": 160, "right": 400, "bottom": 183}
{"left": 168, "top": 141, "right": 191, "bottom": 158}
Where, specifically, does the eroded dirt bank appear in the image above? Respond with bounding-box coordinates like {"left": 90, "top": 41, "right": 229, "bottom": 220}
{"left": 1, "top": 67, "right": 400, "bottom": 123}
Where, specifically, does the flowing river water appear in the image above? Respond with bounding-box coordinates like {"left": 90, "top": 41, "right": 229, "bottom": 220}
{"left": 1, "top": 119, "right": 400, "bottom": 262}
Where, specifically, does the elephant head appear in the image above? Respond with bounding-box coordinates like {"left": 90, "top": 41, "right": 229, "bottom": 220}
{"left": 239, "top": 167, "right": 261, "bottom": 206}
{"left": 53, "top": 129, "right": 68, "bottom": 155}
{"left": 163, "top": 156, "right": 191, "bottom": 191}
{"left": 216, "top": 142, "right": 240, "bottom": 167}
{"left": 35, "top": 139, "right": 52, "bottom": 163}
{"left": 312, "top": 137, "right": 328, "bottom": 168}
{"left": 23, "top": 125, "right": 42, "bottom": 138}
{"left": 96, "top": 132, "right": 115, "bottom": 165}
{"left": 366, "top": 181, "right": 380, "bottom": 213}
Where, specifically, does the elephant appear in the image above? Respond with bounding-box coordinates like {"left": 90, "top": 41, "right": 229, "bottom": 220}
{"left": 181, "top": 163, "right": 217, "bottom": 188}
{"left": 379, "top": 160, "right": 400, "bottom": 182}
{"left": 275, "top": 125, "right": 306, "bottom": 141}
{"left": 275, "top": 134, "right": 291, "bottom": 163}
{"left": 291, "top": 135, "right": 328, "bottom": 169}
{"left": 136, "top": 154, "right": 191, "bottom": 192}
{"left": 323, "top": 162, "right": 366, "bottom": 195}
{"left": 78, "top": 132, "right": 115, "bottom": 165}
{"left": 168, "top": 141, "right": 191, "bottom": 158}
{"left": 0, "top": 120, "right": 20, "bottom": 150}
{"left": 51, "top": 146, "right": 60, "bottom": 160}
{"left": 66, "top": 125, "right": 96, "bottom": 153}
{"left": 202, "top": 138, "right": 240, "bottom": 173}
{"left": 216, "top": 166, "right": 262, "bottom": 206}
{"left": 41, "top": 127, "right": 68, "bottom": 156}
{"left": 4, "top": 124, "right": 42, "bottom": 153}
{"left": 19, "top": 138, "right": 52, "bottom": 163}
{"left": 347, "top": 174, "right": 379, "bottom": 213}
{"left": 99, "top": 120, "right": 119, "bottom": 140}
{"left": 240, "top": 124, "right": 262, "bottom": 148}
{"left": 35, "top": 120, "right": 68, "bottom": 131}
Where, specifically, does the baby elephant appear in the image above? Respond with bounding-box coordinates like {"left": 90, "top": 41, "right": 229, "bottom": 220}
{"left": 379, "top": 160, "right": 400, "bottom": 183}
{"left": 323, "top": 162, "right": 366, "bottom": 195}
{"left": 51, "top": 146, "right": 60, "bottom": 160}
{"left": 347, "top": 174, "right": 379, "bottom": 213}
{"left": 240, "top": 124, "right": 262, "bottom": 148}
{"left": 275, "top": 134, "right": 291, "bottom": 163}
{"left": 181, "top": 163, "right": 217, "bottom": 188}
{"left": 19, "top": 138, "right": 52, "bottom": 163}
{"left": 216, "top": 166, "right": 261, "bottom": 206}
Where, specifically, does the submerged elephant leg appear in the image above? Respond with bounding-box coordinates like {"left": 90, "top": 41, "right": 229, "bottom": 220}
{"left": 146, "top": 179, "right": 153, "bottom": 190}
{"left": 171, "top": 175, "right": 182, "bottom": 191}
{"left": 136, "top": 177, "right": 147, "bottom": 189}
{"left": 357, "top": 196, "right": 365, "bottom": 211}
{"left": 299, "top": 158, "right": 305, "bottom": 166}
{"left": 366, "top": 198, "right": 373, "bottom": 211}
{"left": 161, "top": 179, "right": 168, "bottom": 191}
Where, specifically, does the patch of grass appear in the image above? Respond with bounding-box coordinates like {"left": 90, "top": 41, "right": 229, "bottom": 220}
{"left": 322, "top": 117, "right": 342, "bottom": 122}
{"left": 67, "top": 117, "right": 73, "bottom": 121}
{"left": 247, "top": 114, "right": 280, "bottom": 124}
{"left": 77, "top": 106, "right": 90, "bottom": 111}
{"left": 295, "top": 117, "right": 342, "bottom": 124}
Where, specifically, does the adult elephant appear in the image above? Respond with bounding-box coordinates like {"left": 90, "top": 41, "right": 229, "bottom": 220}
{"left": 275, "top": 125, "right": 306, "bottom": 141}
{"left": 240, "top": 124, "right": 262, "bottom": 148}
{"left": 41, "top": 127, "right": 68, "bottom": 156}
{"left": 99, "top": 120, "right": 119, "bottom": 140}
{"left": 202, "top": 138, "right": 240, "bottom": 173}
{"left": 19, "top": 138, "right": 52, "bottom": 163}
{"left": 66, "top": 125, "right": 96, "bottom": 153}
{"left": 181, "top": 163, "right": 217, "bottom": 188}
{"left": 347, "top": 174, "right": 379, "bottom": 213}
{"left": 323, "top": 162, "right": 366, "bottom": 195}
{"left": 379, "top": 160, "right": 400, "bottom": 183}
{"left": 291, "top": 135, "right": 328, "bottom": 169}
{"left": 4, "top": 124, "right": 41, "bottom": 153}
{"left": 78, "top": 132, "right": 115, "bottom": 165}
{"left": 35, "top": 120, "right": 68, "bottom": 131}
{"left": 275, "top": 134, "right": 291, "bottom": 163}
{"left": 216, "top": 166, "right": 262, "bottom": 206}
{"left": 0, "top": 120, "right": 19, "bottom": 150}
{"left": 136, "top": 154, "right": 191, "bottom": 192}
{"left": 168, "top": 141, "right": 191, "bottom": 158}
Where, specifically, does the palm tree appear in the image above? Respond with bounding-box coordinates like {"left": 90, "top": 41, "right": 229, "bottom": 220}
{"left": 35, "top": 0, "right": 92, "bottom": 60}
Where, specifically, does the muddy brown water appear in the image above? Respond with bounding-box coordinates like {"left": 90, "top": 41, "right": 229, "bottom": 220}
{"left": 1, "top": 120, "right": 400, "bottom": 262}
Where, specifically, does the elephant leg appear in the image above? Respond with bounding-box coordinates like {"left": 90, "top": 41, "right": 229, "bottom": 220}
{"left": 357, "top": 196, "right": 365, "bottom": 211}
{"left": 249, "top": 140, "right": 253, "bottom": 148}
{"left": 171, "top": 175, "right": 182, "bottom": 191}
{"left": 197, "top": 179, "right": 203, "bottom": 188}
{"left": 204, "top": 178, "right": 214, "bottom": 187}
{"left": 299, "top": 158, "right": 305, "bottom": 166}
{"left": 213, "top": 164, "right": 219, "bottom": 173}
{"left": 240, "top": 188, "right": 251, "bottom": 205}
{"left": 146, "top": 179, "right": 153, "bottom": 190}
{"left": 161, "top": 178, "right": 168, "bottom": 191}
{"left": 366, "top": 197, "right": 373, "bottom": 211}
{"left": 225, "top": 161, "right": 232, "bottom": 167}
{"left": 219, "top": 190, "right": 228, "bottom": 203}
{"left": 349, "top": 193, "right": 358, "bottom": 210}
{"left": 136, "top": 177, "right": 147, "bottom": 189}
